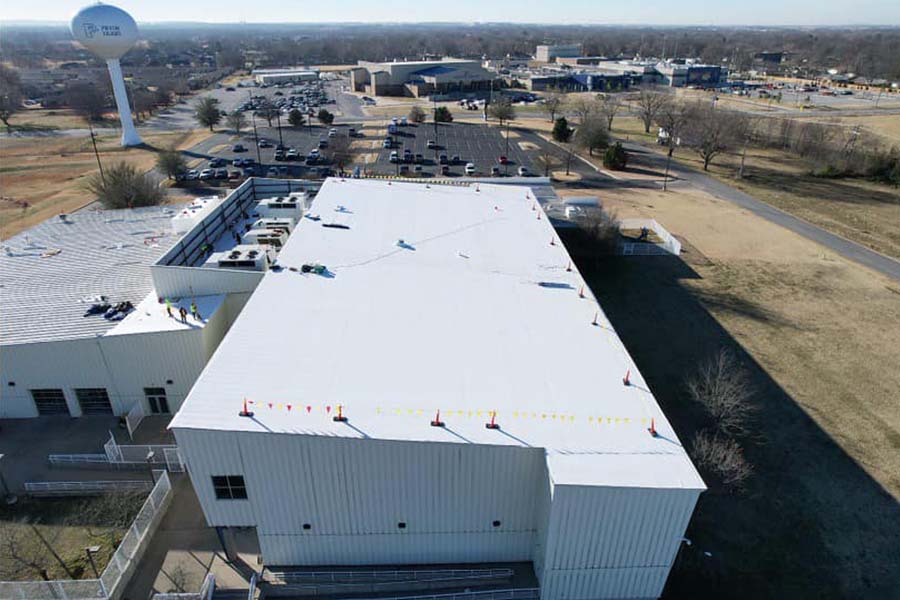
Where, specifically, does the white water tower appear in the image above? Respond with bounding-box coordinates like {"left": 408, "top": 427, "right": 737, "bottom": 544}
{"left": 71, "top": 3, "right": 142, "bottom": 147}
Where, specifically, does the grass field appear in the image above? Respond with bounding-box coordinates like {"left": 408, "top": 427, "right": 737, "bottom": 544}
{"left": 0, "top": 493, "right": 145, "bottom": 580}
{"left": 6, "top": 108, "right": 94, "bottom": 131}
{"left": 0, "top": 130, "right": 211, "bottom": 239}
{"left": 796, "top": 114, "right": 900, "bottom": 146}
{"left": 563, "top": 182, "right": 900, "bottom": 598}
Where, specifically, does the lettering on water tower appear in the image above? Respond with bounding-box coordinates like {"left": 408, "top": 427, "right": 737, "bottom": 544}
{"left": 81, "top": 23, "right": 122, "bottom": 38}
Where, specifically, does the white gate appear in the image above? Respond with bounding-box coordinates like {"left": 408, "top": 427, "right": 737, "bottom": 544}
{"left": 164, "top": 447, "right": 185, "bottom": 473}
{"left": 126, "top": 401, "right": 146, "bottom": 440}
{"left": 104, "top": 431, "right": 123, "bottom": 462}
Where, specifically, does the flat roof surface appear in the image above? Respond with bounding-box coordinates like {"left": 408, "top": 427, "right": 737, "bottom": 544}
{"left": 171, "top": 179, "right": 703, "bottom": 489}
{"left": 0, "top": 207, "right": 178, "bottom": 346}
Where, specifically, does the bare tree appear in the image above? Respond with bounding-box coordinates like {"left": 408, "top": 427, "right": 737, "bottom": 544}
{"left": 567, "top": 95, "right": 597, "bottom": 124}
{"left": 686, "top": 348, "right": 756, "bottom": 435}
{"left": 0, "top": 522, "right": 53, "bottom": 580}
{"left": 574, "top": 208, "right": 620, "bottom": 255}
{"left": 408, "top": 105, "right": 426, "bottom": 124}
{"left": 574, "top": 115, "right": 609, "bottom": 157}
{"left": 0, "top": 64, "right": 24, "bottom": 132}
{"left": 535, "top": 147, "right": 561, "bottom": 177}
{"left": 597, "top": 94, "right": 622, "bottom": 130}
{"left": 85, "top": 162, "right": 164, "bottom": 209}
{"left": 690, "top": 430, "right": 753, "bottom": 490}
{"left": 635, "top": 87, "right": 669, "bottom": 134}
{"left": 67, "top": 81, "right": 109, "bottom": 122}
{"left": 682, "top": 104, "right": 743, "bottom": 171}
{"left": 327, "top": 135, "right": 354, "bottom": 176}
{"left": 487, "top": 98, "right": 515, "bottom": 126}
{"left": 226, "top": 110, "right": 247, "bottom": 134}
{"left": 542, "top": 87, "right": 564, "bottom": 123}
{"left": 654, "top": 97, "right": 690, "bottom": 190}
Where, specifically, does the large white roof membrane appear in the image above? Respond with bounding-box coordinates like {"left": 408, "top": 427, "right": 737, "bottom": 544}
{"left": 171, "top": 179, "right": 703, "bottom": 490}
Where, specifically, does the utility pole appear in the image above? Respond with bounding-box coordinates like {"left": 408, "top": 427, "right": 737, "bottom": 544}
{"left": 505, "top": 121, "right": 510, "bottom": 176}
{"left": 275, "top": 111, "right": 284, "bottom": 148}
{"left": 249, "top": 92, "right": 262, "bottom": 169}
{"left": 87, "top": 119, "right": 105, "bottom": 186}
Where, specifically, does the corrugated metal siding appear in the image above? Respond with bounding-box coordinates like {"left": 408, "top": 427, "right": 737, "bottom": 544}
{"left": 0, "top": 326, "right": 212, "bottom": 418}
{"left": 150, "top": 265, "right": 263, "bottom": 299}
{"left": 174, "top": 429, "right": 544, "bottom": 564}
{"left": 539, "top": 485, "right": 699, "bottom": 600}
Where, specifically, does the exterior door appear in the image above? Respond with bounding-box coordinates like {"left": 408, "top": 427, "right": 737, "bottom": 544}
{"left": 30, "top": 389, "right": 70, "bottom": 416}
{"left": 74, "top": 388, "right": 113, "bottom": 415}
{"left": 144, "top": 387, "right": 170, "bottom": 414}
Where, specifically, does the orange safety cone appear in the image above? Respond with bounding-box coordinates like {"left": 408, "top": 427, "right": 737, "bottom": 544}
{"left": 537, "top": 212, "right": 542, "bottom": 220}
{"left": 532, "top": 203, "right": 536, "bottom": 211}
{"left": 431, "top": 409, "right": 445, "bottom": 427}
{"left": 486, "top": 410, "right": 500, "bottom": 430}
{"left": 566, "top": 261, "right": 572, "bottom": 272}
{"left": 333, "top": 404, "right": 347, "bottom": 422}
{"left": 579, "top": 285, "right": 585, "bottom": 298}
{"left": 239, "top": 397, "right": 254, "bottom": 418}
{"left": 592, "top": 311, "right": 599, "bottom": 326}
{"left": 648, "top": 418, "right": 658, "bottom": 437}
{"left": 623, "top": 369, "right": 631, "bottom": 386}
{"left": 550, "top": 237, "right": 556, "bottom": 246}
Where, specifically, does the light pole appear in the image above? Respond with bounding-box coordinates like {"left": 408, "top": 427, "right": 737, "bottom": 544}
{"left": 146, "top": 450, "right": 156, "bottom": 486}
{"left": 275, "top": 112, "right": 284, "bottom": 149}
{"left": 505, "top": 121, "right": 510, "bottom": 176}
{"left": 249, "top": 92, "right": 262, "bottom": 170}
{"left": 84, "top": 545, "right": 101, "bottom": 578}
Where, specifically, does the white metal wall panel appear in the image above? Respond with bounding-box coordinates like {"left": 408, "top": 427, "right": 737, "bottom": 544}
{"left": 173, "top": 429, "right": 258, "bottom": 527}
{"left": 540, "top": 567, "right": 669, "bottom": 600}
{"left": 538, "top": 485, "right": 699, "bottom": 600}
{"left": 260, "top": 531, "right": 535, "bottom": 566}
{"left": 150, "top": 265, "right": 263, "bottom": 299}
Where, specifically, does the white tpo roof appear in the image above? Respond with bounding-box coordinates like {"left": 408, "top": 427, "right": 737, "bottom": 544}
{"left": 171, "top": 179, "right": 704, "bottom": 490}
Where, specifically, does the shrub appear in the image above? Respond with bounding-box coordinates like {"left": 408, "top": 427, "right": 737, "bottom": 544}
{"left": 603, "top": 142, "right": 628, "bottom": 170}
{"left": 686, "top": 348, "right": 756, "bottom": 435}
{"left": 85, "top": 162, "right": 163, "bottom": 209}
{"left": 690, "top": 430, "right": 753, "bottom": 491}
{"left": 433, "top": 106, "right": 453, "bottom": 123}
{"left": 552, "top": 117, "right": 572, "bottom": 143}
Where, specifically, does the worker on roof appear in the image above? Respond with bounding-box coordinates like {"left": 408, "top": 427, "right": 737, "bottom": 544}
{"left": 164, "top": 298, "right": 173, "bottom": 318}
{"left": 191, "top": 301, "right": 201, "bottom": 321}
{"left": 179, "top": 306, "right": 188, "bottom": 324}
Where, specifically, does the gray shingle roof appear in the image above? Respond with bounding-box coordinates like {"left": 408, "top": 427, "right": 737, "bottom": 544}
{"left": 0, "top": 206, "right": 176, "bottom": 346}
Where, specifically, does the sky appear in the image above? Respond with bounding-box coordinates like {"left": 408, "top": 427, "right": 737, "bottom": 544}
{"left": 2, "top": 0, "right": 898, "bottom": 26}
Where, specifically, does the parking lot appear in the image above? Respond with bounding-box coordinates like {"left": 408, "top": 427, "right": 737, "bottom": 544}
{"left": 366, "top": 121, "right": 540, "bottom": 177}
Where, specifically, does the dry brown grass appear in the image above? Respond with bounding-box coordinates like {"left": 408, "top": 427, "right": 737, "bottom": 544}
{"left": 578, "top": 182, "right": 900, "bottom": 597}
{"left": 7, "top": 108, "right": 90, "bottom": 130}
{"left": 0, "top": 130, "right": 210, "bottom": 239}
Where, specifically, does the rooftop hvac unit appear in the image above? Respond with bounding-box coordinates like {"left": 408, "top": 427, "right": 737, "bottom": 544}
{"left": 205, "top": 244, "right": 271, "bottom": 271}
{"left": 255, "top": 194, "right": 305, "bottom": 221}
{"left": 252, "top": 217, "right": 296, "bottom": 233}
{"left": 242, "top": 228, "right": 289, "bottom": 249}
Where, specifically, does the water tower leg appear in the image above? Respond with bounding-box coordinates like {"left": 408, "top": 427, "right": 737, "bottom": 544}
{"left": 106, "top": 58, "right": 142, "bottom": 147}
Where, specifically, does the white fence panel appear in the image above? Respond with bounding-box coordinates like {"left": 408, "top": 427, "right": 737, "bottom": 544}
{"left": 126, "top": 400, "right": 146, "bottom": 440}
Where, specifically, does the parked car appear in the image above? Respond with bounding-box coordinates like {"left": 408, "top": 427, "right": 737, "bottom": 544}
{"left": 465, "top": 163, "right": 476, "bottom": 175}
{"left": 215, "top": 168, "right": 229, "bottom": 179}
{"left": 400, "top": 117, "right": 408, "bottom": 126}
{"left": 318, "top": 139, "right": 328, "bottom": 148}
{"left": 498, "top": 155, "right": 508, "bottom": 165}
{"left": 426, "top": 140, "right": 436, "bottom": 149}
{"left": 209, "top": 158, "right": 226, "bottom": 168}
{"left": 242, "top": 166, "right": 255, "bottom": 177}
{"left": 225, "top": 86, "right": 236, "bottom": 92}
{"left": 258, "top": 139, "right": 273, "bottom": 148}
{"left": 517, "top": 166, "right": 529, "bottom": 176}
{"left": 413, "top": 164, "right": 423, "bottom": 173}
{"left": 232, "top": 144, "right": 246, "bottom": 152}
{"left": 274, "top": 149, "right": 285, "bottom": 161}
{"left": 451, "top": 155, "right": 461, "bottom": 164}
{"left": 185, "top": 169, "right": 200, "bottom": 180}
{"left": 348, "top": 128, "right": 357, "bottom": 137}
{"left": 439, "top": 154, "right": 448, "bottom": 164}
{"left": 267, "top": 167, "right": 279, "bottom": 177}
{"left": 198, "top": 168, "right": 214, "bottom": 180}
{"left": 440, "top": 165, "right": 450, "bottom": 175}
{"left": 286, "top": 148, "right": 300, "bottom": 160}
{"left": 490, "top": 166, "right": 501, "bottom": 176}
{"left": 233, "top": 158, "right": 244, "bottom": 167}
{"left": 414, "top": 154, "right": 424, "bottom": 164}
{"left": 382, "top": 139, "right": 392, "bottom": 149}
{"left": 389, "top": 151, "right": 400, "bottom": 163}
{"left": 328, "top": 128, "right": 337, "bottom": 138}
{"left": 228, "top": 170, "right": 241, "bottom": 180}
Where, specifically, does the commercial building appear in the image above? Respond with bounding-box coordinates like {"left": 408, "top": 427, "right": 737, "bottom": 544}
{"left": 350, "top": 58, "right": 496, "bottom": 97}
{"left": 171, "top": 179, "right": 704, "bottom": 599}
{"left": 654, "top": 61, "right": 725, "bottom": 88}
{"left": 253, "top": 68, "right": 319, "bottom": 85}
{"left": 0, "top": 180, "right": 317, "bottom": 419}
{"left": 535, "top": 44, "right": 583, "bottom": 63}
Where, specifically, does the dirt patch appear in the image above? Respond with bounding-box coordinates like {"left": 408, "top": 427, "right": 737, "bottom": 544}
{"left": 552, "top": 171, "right": 582, "bottom": 182}
{"left": 518, "top": 141, "right": 539, "bottom": 151}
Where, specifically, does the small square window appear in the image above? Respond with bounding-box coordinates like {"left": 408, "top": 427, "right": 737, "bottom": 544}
{"left": 303, "top": 523, "right": 312, "bottom": 530}
{"left": 492, "top": 520, "right": 502, "bottom": 528}
{"left": 397, "top": 521, "right": 407, "bottom": 529}
{"left": 212, "top": 475, "right": 247, "bottom": 500}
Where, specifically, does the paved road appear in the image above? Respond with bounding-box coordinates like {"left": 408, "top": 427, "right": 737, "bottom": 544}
{"left": 623, "top": 142, "right": 900, "bottom": 281}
